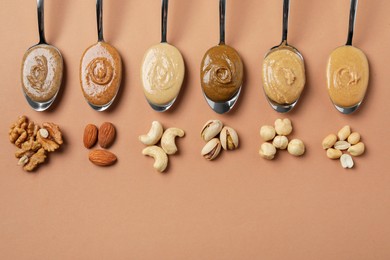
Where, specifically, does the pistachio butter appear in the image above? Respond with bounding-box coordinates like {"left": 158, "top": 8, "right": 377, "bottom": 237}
{"left": 80, "top": 42, "right": 122, "bottom": 107}
{"left": 200, "top": 44, "right": 243, "bottom": 102}
{"left": 327, "top": 45, "right": 369, "bottom": 108}
{"left": 141, "top": 43, "right": 184, "bottom": 106}
{"left": 262, "top": 47, "right": 305, "bottom": 105}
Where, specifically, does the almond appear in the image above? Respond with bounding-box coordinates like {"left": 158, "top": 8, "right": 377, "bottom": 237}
{"left": 83, "top": 124, "right": 98, "bottom": 148}
{"left": 98, "top": 122, "right": 116, "bottom": 148}
{"left": 89, "top": 149, "right": 117, "bottom": 166}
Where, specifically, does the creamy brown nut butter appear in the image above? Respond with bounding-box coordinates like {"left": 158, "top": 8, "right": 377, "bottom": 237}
{"left": 80, "top": 42, "right": 122, "bottom": 107}
{"left": 201, "top": 44, "right": 243, "bottom": 102}
{"left": 141, "top": 43, "right": 185, "bottom": 106}
{"left": 327, "top": 46, "right": 369, "bottom": 108}
{"left": 262, "top": 47, "right": 305, "bottom": 105}
{"left": 21, "top": 45, "right": 63, "bottom": 102}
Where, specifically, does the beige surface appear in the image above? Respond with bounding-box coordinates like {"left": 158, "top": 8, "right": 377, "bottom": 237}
{"left": 1, "top": 0, "right": 390, "bottom": 259}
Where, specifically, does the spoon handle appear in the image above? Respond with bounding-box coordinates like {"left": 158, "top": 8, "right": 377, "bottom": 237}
{"left": 161, "top": 0, "right": 168, "bottom": 43}
{"left": 219, "top": 0, "right": 226, "bottom": 45}
{"left": 96, "top": 0, "right": 104, "bottom": 42}
{"left": 281, "top": 0, "right": 290, "bottom": 44}
{"left": 346, "top": 0, "right": 358, "bottom": 46}
{"left": 37, "top": 0, "right": 46, "bottom": 44}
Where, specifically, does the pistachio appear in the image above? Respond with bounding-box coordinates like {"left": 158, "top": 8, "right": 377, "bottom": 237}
{"left": 259, "top": 125, "right": 276, "bottom": 141}
{"left": 259, "top": 142, "right": 277, "bottom": 160}
{"left": 334, "top": 140, "right": 351, "bottom": 150}
{"left": 272, "top": 135, "right": 288, "bottom": 149}
{"left": 347, "top": 132, "right": 361, "bottom": 145}
{"left": 337, "top": 125, "right": 351, "bottom": 141}
{"left": 200, "top": 120, "right": 223, "bottom": 142}
{"left": 201, "top": 138, "right": 221, "bottom": 160}
{"left": 220, "top": 126, "right": 239, "bottom": 150}
{"left": 348, "top": 142, "right": 365, "bottom": 156}
{"left": 340, "top": 154, "right": 354, "bottom": 169}
{"left": 326, "top": 148, "right": 342, "bottom": 159}
{"left": 322, "top": 134, "right": 337, "bottom": 149}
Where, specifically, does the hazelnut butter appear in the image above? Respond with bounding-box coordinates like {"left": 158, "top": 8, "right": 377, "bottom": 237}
{"left": 21, "top": 44, "right": 63, "bottom": 103}
{"left": 141, "top": 43, "right": 185, "bottom": 106}
{"left": 327, "top": 45, "right": 369, "bottom": 108}
{"left": 262, "top": 47, "right": 305, "bottom": 105}
{"left": 201, "top": 44, "right": 243, "bottom": 102}
{"left": 80, "top": 42, "right": 122, "bottom": 107}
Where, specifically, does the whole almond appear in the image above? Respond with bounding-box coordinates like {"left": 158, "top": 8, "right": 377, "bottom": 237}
{"left": 83, "top": 124, "right": 98, "bottom": 148}
{"left": 89, "top": 149, "right": 117, "bottom": 166}
{"left": 98, "top": 122, "right": 116, "bottom": 148}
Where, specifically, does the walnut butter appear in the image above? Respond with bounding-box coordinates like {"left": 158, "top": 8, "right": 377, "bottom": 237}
{"left": 327, "top": 46, "right": 369, "bottom": 108}
{"left": 21, "top": 45, "right": 63, "bottom": 102}
{"left": 262, "top": 47, "right": 305, "bottom": 105}
{"left": 80, "top": 42, "right": 122, "bottom": 107}
{"left": 141, "top": 43, "right": 185, "bottom": 106}
{"left": 201, "top": 44, "right": 243, "bottom": 102}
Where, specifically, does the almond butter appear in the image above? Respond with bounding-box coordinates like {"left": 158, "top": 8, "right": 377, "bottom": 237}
{"left": 89, "top": 149, "right": 117, "bottom": 166}
{"left": 98, "top": 122, "right": 116, "bottom": 148}
{"left": 83, "top": 124, "right": 98, "bottom": 148}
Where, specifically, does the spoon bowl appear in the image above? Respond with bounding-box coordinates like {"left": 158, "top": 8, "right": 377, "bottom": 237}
{"left": 21, "top": 0, "right": 63, "bottom": 111}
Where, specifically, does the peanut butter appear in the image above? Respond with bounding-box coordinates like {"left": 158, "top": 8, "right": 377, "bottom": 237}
{"left": 201, "top": 44, "right": 243, "bottom": 102}
{"left": 327, "top": 45, "right": 369, "bottom": 108}
{"left": 80, "top": 42, "right": 122, "bottom": 107}
{"left": 21, "top": 44, "right": 63, "bottom": 102}
{"left": 141, "top": 43, "right": 185, "bottom": 106}
{"left": 262, "top": 47, "right": 305, "bottom": 105}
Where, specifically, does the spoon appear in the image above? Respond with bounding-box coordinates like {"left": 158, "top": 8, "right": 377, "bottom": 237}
{"left": 140, "top": 0, "right": 185, "bottom": 112}
{"left": 80, "top": 0, "right": 122, "bottom": 111}
{"left": 200, "top": 0, "right": 244, "bottom": 114}
{"left": 262, "top": 0, "right": 306, "bottom": 113}
{"left": 21, "top": 0, "right": 63, "bottom": 111}
{"left": 326, "top": 0, "right": 369, "bottom": 114}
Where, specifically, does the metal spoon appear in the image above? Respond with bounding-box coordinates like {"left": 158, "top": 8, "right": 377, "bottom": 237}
{"left": 200, "top": 0, "right": 243, "bottom": 114}
{"left": 262, "top": 0, "right": 306, "bottom": 113}
{"left": 327, "top": 0, "right": 368, "bottom": 114}
{"left": 80, "top": 0, "right": 122, "bottom": 111}
{"left": 141, "top": 0, "right": 185, "bottom": 112}
{"left": 21, "top": 0, "right": 63, "bottom": 111}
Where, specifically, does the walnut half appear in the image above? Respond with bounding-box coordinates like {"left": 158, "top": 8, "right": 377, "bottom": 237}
{"left": 37, "top": 122, "right": 63, "bottom": 152}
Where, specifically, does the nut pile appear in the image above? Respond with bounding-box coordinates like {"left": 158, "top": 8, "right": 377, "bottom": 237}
{"left": 200, "top": 120, "right": 239, "bottom": 161}
{"left": 84, "top": 122, "right": 117, "bottom": 166}
{"left": 259, "top": 118, "right": 305, "bottom": 159}
{"left": 9, "top": 115, "right": 63, "bottom": 172}
{"left": 139, "top": 121, "right": 185, "bottom": 173}
{"left": 322, "top": 125, "right": 365, "bottom": 169}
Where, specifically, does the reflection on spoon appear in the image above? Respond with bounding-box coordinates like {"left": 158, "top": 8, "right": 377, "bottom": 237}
{"left": 262, "top": 0, "right": 306, "bottom": 113}
{"left": 80, "top": 0, "right": 122, "bottom": 111}
{"left": 21, "top": 0, "right": 63, "bottom": 111}
{"left": 200, "top": 0, "right": 243, "bottom": 114}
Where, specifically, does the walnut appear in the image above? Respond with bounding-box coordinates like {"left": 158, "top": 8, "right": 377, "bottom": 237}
{"left": 15, "top": 139, "right": 42, "bottom": 158}
{"left": 15, "top": 139, "right": 46, "bottom": 172}
{"left": 23, "top": 148, "right": 46, "bottom": 172}
{"left": 27, "top": 121, "right": 39, "bottom": 139}
{"left": 37, "top": 122, "right": 63, "bottom": 152}
{"left": 9, "top": 116, "right": 29, "bottom": 147}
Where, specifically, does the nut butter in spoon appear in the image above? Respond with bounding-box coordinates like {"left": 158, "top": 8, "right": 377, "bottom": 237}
{"left": 262, "top": 0, "right": 306, "bottom": 113}
{"left": 21, "top": 0, "right": 63, "bottom": 111}
{"left": 327, "top": 0, "right": 369, "bottom": 114}
{"left": 141, "top": 0, "right": 185, "bottom": 112}
{"left": 80, "top": 0, "right": 122, "bottom": 111}
{"left": 200, "top": 0, "right": 244, "bottom": 114}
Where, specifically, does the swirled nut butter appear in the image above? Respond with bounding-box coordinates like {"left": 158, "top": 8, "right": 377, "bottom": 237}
{"left": 21, "top": 45, "right": 63, "bottom": 102}
{"left": 262, "top": 47, "right": 305, "bottom": 105}
{"left": 327, "top": 46, "right": 369, "bottom": 108}
{"left": 201, "top": 44, "right": 243, "bottom": 102}
{"left": 80, "top": 42, "right": 122, "bottom": 107}
{"left": 141, "top": 43, "right": 185, "bottom": 106}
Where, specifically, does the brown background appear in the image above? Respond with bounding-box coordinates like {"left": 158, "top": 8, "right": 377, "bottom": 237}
{"left": 1, "top": 0, "right": 390, "bottom": 259}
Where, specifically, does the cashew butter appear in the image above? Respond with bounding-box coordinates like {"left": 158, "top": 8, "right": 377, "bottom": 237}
{"left": 141, "top": 43, "right": 184, "bottom": 106}
{"left": 327, "top": 45, "right": 369, "bottom": 108}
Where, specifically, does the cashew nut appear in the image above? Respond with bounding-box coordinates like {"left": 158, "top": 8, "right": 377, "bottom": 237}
{"left": 142, "top": 146, "right": 168, "bottom": 172}
{"left": 161, "top": 128, "right": 185, "bottom": 155}
{"left": 139, "top": 121, "right": 163, "bottom": 145}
